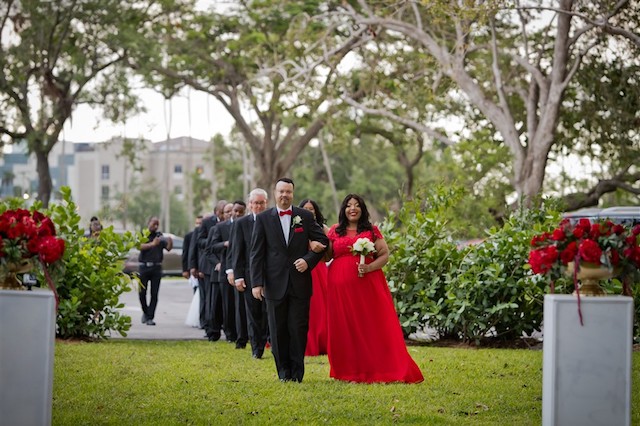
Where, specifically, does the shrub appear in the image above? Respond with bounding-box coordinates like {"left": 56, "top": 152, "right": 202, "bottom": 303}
{"left": 381, "top": 185, "right": 465, "bottom": 338}
{"left": 2, "top": 187, "right": 143, "bottom": 340}
{"left": 383, "top": 188, "right": 563, "bottom": 344}
{"left": 444, "top": 208, "right": 555, "bottom": 343}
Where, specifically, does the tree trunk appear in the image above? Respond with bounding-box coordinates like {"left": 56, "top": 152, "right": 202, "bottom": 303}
{"left": 35, "top": 150, "right": 52, "bottom": 207}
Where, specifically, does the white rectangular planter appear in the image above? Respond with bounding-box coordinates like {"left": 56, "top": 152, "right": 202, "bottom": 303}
{"left": 542, "top": 294, "right": 633, "bottom": 426}
{"left": 0, "top": 288, "right": 56, "bottom": 426}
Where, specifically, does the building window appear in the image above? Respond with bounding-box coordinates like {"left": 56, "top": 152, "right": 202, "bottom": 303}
{"left": 101, "top": 165, "right": 110, "bottom": 180}
{"left": 174, "top": 185, "right": 184, "bottom": 201}
{"left": 174, "top": 164, "right": 183, "bottom": 174}
{"left": 101, "top": 185, "right": 109, "bottom": 201}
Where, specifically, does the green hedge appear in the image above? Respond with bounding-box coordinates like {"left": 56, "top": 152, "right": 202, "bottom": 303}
{"left": 382, "top": 188, "right": 640, "bottom": 344}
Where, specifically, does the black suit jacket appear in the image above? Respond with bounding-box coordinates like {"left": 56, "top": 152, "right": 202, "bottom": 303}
{"left": 182, "top": 230, "right": 193, "bottom": 273}
{"left": 250, "top": 207, "right": 328, "bottom": 301}
{"left": 189, "top": 215, "right": 219, "bottom": 275}
{"left": 231, "top": 214, "right": 255, "bottom": 287}
{"left": 208, "top": 219, "right": 232, "bottom": 283}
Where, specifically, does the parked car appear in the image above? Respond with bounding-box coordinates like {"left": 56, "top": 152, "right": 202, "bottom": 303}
{"left": 563, "top": 206, "right": 640, "bottom": 226}
{"left": 123, "top": 233, "right": 184, "bottom": 277}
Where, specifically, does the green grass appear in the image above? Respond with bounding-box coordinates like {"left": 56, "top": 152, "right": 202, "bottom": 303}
{"left": 53, "top": 341, "right": 640, "bottom": 425}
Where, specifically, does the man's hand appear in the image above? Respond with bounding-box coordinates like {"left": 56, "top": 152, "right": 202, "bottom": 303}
{"left": 227, "top": 272, "right": 234, "bottom": 285}
{"left": 235, "top": 278, "right": 246, "bottom": 292}
{"left": 294, "top": 258, "right": 309, "bottom": 273}
{"left": 252, "top": 285, "right": 264, "bottom": 301}
{"left": 182, "top": 271, "right": 189, "bottom": 279}
{"left": 309, "top": 240, "right": 326, "bottom": 253}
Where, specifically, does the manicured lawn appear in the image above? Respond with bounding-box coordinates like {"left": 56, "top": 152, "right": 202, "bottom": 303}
{"left": 53, "top": 340, "right": 640, "bottom": 425}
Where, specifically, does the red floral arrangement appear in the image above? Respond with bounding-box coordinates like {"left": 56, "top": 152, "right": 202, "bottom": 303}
{"left": 0, "top": 208, "right": 65, "bottom": 268}
{"left": 529, "top": 217, "right": 640, "bottom": 283}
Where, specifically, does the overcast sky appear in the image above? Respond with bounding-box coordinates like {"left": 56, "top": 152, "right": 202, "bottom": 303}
{"left": 63, "top": 86, "right": 233, "bottom": 144}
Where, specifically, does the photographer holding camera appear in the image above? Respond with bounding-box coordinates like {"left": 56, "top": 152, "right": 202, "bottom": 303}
{"left": 138, "top": 216, "right": 173, "bottom": 326}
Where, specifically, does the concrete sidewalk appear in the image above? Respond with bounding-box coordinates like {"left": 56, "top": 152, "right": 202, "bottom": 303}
{"left": 114, "top": 277, "right": 208, "bottom": 340}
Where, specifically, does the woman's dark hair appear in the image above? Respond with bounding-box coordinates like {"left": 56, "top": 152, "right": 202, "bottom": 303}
{"left": 298, "top": 199, "right": 326, "bottom": 226}
{"left": 335, "top": 193, "right": 373, "bottom": 236}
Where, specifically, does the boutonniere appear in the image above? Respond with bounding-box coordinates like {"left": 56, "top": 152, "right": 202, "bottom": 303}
{"left": 291, "top": 215, "right": 302, "bottom": 228}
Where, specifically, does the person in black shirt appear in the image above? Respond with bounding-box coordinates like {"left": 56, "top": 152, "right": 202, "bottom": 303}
{"left": 138, "top": 216, "right": 173, "bottom": 326}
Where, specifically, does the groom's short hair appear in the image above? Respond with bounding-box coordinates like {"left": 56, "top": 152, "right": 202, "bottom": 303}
{"left": 276, "top": 177, "right": 294, "bottom": 188}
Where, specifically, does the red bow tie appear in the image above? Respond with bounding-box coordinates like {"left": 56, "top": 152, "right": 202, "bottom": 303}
{"left": 279, "top": 209, "right": 292, "bottom": 216}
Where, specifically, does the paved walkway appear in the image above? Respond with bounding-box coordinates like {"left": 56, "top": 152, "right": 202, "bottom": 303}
{"left": 114, "top": 277, "right": 208, "bottom": 340}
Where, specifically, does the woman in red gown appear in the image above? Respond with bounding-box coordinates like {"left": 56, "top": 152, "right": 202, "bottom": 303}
{"left": 326, "top": 194, "right": 423, "bottom": 383}
{"left": 299, "top": 199, "right": 329, "bottom": 356}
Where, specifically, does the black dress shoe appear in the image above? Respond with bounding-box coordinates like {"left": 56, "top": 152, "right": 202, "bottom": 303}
{"left": 146, "top": 319, "right": 156, "bottom": 326}
{"left": 235, "top": 342, "right": 246, "bottom": 349}
{"left": 207, "top": 333, "right": 221, "bottom": 342}
{"left": 141, "top": 313, "right": 148, "bottom": 324}
{"left": 252, "top": 352, "right": 263, "bottom": 359}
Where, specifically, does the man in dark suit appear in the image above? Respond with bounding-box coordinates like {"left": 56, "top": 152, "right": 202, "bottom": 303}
{"left": 225, "top": 200, "right": 248, "bottom": 349}
{"left": 189, "top": 201, "right": 227, "bottom": 340}
{"left": 231, "top": 189, "right": 269, "bottom": 359}
{"left": 250, "top": 178, "right": 328, "bottom": 382}
{"left": 208, "top": 202, "right": 237, "bottom": 344}
{"left": 182, "top": 215, "right": 203, "bottom": 289}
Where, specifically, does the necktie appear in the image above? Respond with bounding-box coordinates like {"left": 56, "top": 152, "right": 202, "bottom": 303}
{"left": 279, "top": 209, "right": 292, "bottom": 216}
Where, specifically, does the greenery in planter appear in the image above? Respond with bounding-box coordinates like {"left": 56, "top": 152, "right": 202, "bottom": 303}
{"left": 1, "top": 187, "right": 142, "bottom": 339}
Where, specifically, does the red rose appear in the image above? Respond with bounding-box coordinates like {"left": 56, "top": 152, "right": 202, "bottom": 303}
{"left": 530, "top": 232, "right": 551, "bottom": 246}
{"left": 560, "top": 241, "right": 578, "bottom": 265}
{"left": 572, "top": 227, "right": 585, "bottom": 239}
{"left": 589, "top": 223, "right": 601, "bottom": 239}
{"left": 612, "top": 224, "right": 625, "bottom": 235}
{"left": 609, "top": 249, "right": 621, "bottom": 266}
{"left": 633, "top": 225, "right": 640, "bottom": 236}
{"left": 37, "top": 217, "right": 56, "bottom": 237}
{"left": 37, "top": 236, "right": 65, "bottom": 264}
{"left": 577, "top": 218, "right": 592, "bottom": 231}
{"left": 578, "top": 239, "right": 602, "bottom": 264}
{"left": 529, "top": 246, "right": 558, "bottom": 274}
{"left": 551, "top": 229, "right": 565, "bottom": 241}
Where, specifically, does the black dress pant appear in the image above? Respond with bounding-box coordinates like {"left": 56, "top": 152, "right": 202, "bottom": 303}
{"left": 265, "top": 290, "right": 310, "bottom": 382}
{"left": 235, "top": 288, "right": 248, "bottom": 346}
{"left": 245, "top": 290, "right": 269, "bottom": 357}
{"left": 220, "top": 280, "right": 237, "bottom": 342}
{"left": 138, "top": 265, "right": 162, "bottom": 320}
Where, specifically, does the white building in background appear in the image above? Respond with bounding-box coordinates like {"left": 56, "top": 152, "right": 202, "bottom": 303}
{"left": 0, "top": 136, "right": 213, "bottom": 229}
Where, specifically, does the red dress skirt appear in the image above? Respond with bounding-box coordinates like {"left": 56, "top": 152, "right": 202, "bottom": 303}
{"left": 326, "top": 225, "right": 423, "bottom": 383}
{"left": 305, "top": 260, "right": 329, "bottom": 356}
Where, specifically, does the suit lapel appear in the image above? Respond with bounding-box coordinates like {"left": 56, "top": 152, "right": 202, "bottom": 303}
{"left": 268, "top": 208, "right": 288, "bottom": 248}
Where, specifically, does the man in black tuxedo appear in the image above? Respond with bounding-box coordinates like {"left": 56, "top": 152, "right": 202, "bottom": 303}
{"left": 231, "top": 189, "right": 269, "bottom": 359}
{"left": 208, "top": 202, "right": 238, "bottom": 344}
{"left": 182, "top": 215, "right": 203, "bottom": 290}
{"left": 189, "top": 200, "right": 226, "bottom": 340}
{"left": 250, "top": 178, "right": 328, "bottom": 382}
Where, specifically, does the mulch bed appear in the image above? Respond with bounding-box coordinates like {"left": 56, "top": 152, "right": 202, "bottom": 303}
{"left": 409, "top": 338, "right": 640, "bottom": 351}
{"left": 407, "top": 337, "right": 542, "bottom": 350}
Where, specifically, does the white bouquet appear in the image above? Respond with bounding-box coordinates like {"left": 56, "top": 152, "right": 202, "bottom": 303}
{"left": 351, "top": 237, "right": 376, "bottom": 277}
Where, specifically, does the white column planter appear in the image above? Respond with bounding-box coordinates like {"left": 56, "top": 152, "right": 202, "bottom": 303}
{"left": 542, "top": 294, "right": 633, "bottom": 426}
{"left": 0, "top": 288, "right": 56, "bottom": 426}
